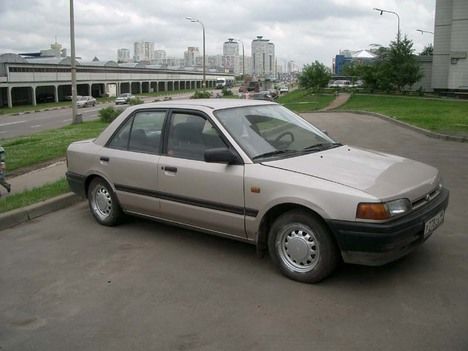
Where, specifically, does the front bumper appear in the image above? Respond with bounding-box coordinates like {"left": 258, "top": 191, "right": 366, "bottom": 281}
{"left": 326, "top": 188, "right": 449, "bottom": 266}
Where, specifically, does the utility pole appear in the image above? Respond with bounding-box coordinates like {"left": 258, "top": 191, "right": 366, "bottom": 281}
{"left": 70, "top": 0, "right": 81, "bottom": 124}
{"left": 186, "top": 17, "right": 206, "bottom": 89}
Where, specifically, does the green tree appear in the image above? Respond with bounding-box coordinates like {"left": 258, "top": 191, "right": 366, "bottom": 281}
{"left": 387, "top": 35, "right": 423, "bottom": 92}
{"left": 420, "top": 44, "right": 433, "bottom": 56}
{"left": 298, "top": 61, "right": 331, "bottom": 92}
{"left": 354, "top": 37, "right": 422, "bottom": 93}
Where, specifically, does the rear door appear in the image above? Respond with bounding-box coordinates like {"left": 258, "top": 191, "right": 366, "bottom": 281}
{"left": 157, "top": 110, "right": 246, "bottom": 238}
{"left": 100, "top": 109, "right": 166, "bottom": 217}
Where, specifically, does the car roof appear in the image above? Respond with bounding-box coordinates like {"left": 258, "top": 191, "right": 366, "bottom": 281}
{"left": 140, "top": 98, "right": 276, "bottom": 111}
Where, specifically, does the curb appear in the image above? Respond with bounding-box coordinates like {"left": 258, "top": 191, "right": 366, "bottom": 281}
{"left": 327, "top": 110, "right": 468, "bottom": 143}
{"left": 0, "top": 193, "right": 83, "bottom": 231}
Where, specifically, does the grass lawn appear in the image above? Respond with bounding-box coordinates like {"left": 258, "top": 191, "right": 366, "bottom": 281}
{"left": 278, "top": 90, "right": 336, "bottom": 113}
{"left": 1, "top": 120, "right": 107, "bottom": 172}
{"left": 339, "top": 94, "right": 468, "bottom": 135}
{"left": 0, "top": 178, "right": 69, "bottom": 214}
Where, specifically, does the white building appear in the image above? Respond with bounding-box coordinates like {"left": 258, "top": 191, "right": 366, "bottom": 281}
{"left": 287, "top": 60, "right": 299, "bottom": 73}
{"left": 134, "top": 41, "right": 154, "bottom": 63}
{"left": 153, "top": 50, "right": 166, "bottom": 65}
{"left": 223, "top": 39, "right": 240, "bottom": 75}
{"left": 39, "top": 41, "right": 67, "bottom": 58}
{"left": 207, "top": 55, "right": 223, "bottom": 70}
{"left": 117, "top": 48, "right": 130, "bottom": 63}
{"left": 432, "top": 0, "right": 468, "bottom": 91}
{"left": 0, "top": 53, "right": 234, "bottom": 108}
{"left": 184, "top": 47, "right": 200, "bottom": 67}
{"left": 251, "top": 36, "right": 275, "bottom": 78}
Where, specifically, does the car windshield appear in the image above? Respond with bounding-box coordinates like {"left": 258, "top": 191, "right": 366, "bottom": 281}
{"left": 215, "top": 104, "right": 340, "bottom": 161}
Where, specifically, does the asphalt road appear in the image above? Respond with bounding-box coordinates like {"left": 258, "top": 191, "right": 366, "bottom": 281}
{"left": 0, "top": 93, "right": 197, "bottom": 139}
{"left": 1, "top": 112, "right": 467, "bottom": 351}
{"left": 0, "top": 104, "right": 105, "bottom": 138}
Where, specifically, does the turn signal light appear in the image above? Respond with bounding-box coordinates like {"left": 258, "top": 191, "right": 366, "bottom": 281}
{"left": 356, "top": 203, "right": 390, "bottom": 220}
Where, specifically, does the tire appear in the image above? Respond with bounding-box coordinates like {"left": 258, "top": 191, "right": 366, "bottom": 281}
{"left": 268, "top": 210, "right": 339, "bottom": 283}
{"left": 87, "top": 177, "right": 122, "bottom": 226}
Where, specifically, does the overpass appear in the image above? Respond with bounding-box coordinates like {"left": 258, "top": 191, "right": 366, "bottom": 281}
{"left": 0, "top": 53, "right": 234, "bottom": 108}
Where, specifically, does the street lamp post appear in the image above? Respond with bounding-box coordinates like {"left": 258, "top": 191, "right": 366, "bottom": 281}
{"left": 185, "top": 17, "right": 206, "bottom": 89}
{"left": 416, "top": 29, "right": 434, "bottom": 35}
{"left": 69, "top": 0, "right": 81, "bottom": 124}
{"left": 373, "top": 8, "right": 401, "bottom": 42}
{"left": 229, "top": 38, "right": 245, "bottom": 79}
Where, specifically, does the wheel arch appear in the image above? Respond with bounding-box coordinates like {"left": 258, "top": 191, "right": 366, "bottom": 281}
{"left": 84, "top": 172, "right": 115, "bottom": 198}
{"left": 256, "top": 202, "right": 339, "bottom": 258}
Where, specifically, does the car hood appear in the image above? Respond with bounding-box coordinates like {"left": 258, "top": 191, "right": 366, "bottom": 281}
{"left": 262, "top": 145, "right": 440, "bottom": 201}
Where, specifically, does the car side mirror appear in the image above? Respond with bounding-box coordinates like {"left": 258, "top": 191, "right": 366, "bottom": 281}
{"left": 204, "top": 148, "right": 239, "bottom": 164}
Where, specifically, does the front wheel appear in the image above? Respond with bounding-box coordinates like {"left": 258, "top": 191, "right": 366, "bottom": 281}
{"left": 268, "top": 210, "right": 339, "bottom": 283}
{"left": 88, "top": 178, "right": 122, "bottom": 226}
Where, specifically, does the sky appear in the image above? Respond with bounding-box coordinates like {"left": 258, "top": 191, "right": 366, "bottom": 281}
{"left": 0, "top": 0, "right": 436, "bottom": 69}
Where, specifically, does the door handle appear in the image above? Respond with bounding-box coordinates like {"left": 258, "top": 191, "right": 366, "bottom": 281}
{"left": 163, "top": 166, "right": 177, "bottom": 173}
{"left": 100, "top": 156, "right": 110, "bottom": 162}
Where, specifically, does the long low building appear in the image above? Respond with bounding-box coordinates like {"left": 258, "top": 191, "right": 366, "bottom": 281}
{"left": 0, "top": 54, "right": 234, "bottom": 108}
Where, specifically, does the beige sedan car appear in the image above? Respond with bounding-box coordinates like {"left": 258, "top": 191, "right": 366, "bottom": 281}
{"left": 66, "top": 99, "right": 449, "bottom": 283}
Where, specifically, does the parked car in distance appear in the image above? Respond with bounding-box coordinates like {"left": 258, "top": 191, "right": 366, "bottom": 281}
{"left": 36, "top": 93, "right": 55, "bottom": 103}
{"left": 328, "top": 80, "right": 352, "bottom": 88}
{"left": 66, "top": 99, "right": 449, "bottom": 283}
{"left": 115, "top": 93, "right": 135, "bottom": 105}
{"left": 76, "top": 96, "right": 96, "bottom": 108}
{"left": 279, "top": 86, "right": 289, "bottom": 93}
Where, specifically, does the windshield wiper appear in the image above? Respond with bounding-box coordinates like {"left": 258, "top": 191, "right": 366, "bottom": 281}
{"left": 252, "top": 149, "right": 296, "bottom": 161}
{"left": 302, "top": 142, "right": 342, "bottom": 152}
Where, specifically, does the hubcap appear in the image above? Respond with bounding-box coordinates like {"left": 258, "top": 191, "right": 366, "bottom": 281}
{"left": 92, "top": 186, "right": 112, "bottom": 220}
{"left": 277, "top": 224, "right": 320, "bottom": 272}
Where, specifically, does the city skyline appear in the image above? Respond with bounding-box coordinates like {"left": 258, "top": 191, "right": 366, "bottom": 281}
{"left": 1, "top": 0, "right": 435, "bottom": 68}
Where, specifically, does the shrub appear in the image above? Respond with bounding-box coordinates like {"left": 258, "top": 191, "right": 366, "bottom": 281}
{"left": 99, "top": 107, "right": 123, "bottom": 123}
{"left": 191, "top": 90, "right": 211, "bottom": 99}
{"left": 222, "top": 87, "right": 233, "bottom": 96}
{"left": 128, "top": 97, "right": 144, "bottom": 105}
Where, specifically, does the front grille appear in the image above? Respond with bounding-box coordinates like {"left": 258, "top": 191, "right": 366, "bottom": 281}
{"left": 412, "top": 186, "right": 441, "bottom": 210}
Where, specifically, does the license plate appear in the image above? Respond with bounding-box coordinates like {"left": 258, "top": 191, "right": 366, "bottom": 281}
{"left": 424, "top": 210, "right": 444, "bottom": 238}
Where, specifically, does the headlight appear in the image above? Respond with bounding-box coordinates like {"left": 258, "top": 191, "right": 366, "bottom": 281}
{"left": 356, "top": 199, "right": 411, "bottom": 220}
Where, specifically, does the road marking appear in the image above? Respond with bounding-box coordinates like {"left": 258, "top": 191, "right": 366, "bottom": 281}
{"left": 30, "top": 124, "right": 42, "bottom": 128}
{"left": 63, "top": 119, "right": 72, "bottom": 122}
{"left": 0, "top": 120, "right": 26, "bottom": 127}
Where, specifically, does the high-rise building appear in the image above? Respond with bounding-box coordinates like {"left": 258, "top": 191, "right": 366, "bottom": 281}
{"left": 432, "top": 0, "right": 468, "bottom": 91}
{"left": 117, "top": 48, "right": 130, "bottom": 63}
{"left": 208, "top": 55, "right": 223, "bottom": 70}
{"left": 287, "top": 60, "right": 300, "bottom": 73}
{"left": 164, "top": 56, "right": 184, "bottom": 68}
{"left": 223, "top": 39, "right": 240, "bottom": 74}
{"left": 251, "top": 36, "right": 275, "bottom": 78}
{"left": 153, "top": 50, "right": 166, "bottom": 64}
{"left": 134, "top": 41, "right": 154, "bottom": 63}
{"left": 184, "top": 47, "right": 200, "bottom": 67}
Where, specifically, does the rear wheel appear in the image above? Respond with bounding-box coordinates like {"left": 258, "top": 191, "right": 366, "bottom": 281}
{"left": 88, "top": 178, "right": 122, "bottom": 226}
{"left": 268, "top": 210, "right": 339, "bottom": 283}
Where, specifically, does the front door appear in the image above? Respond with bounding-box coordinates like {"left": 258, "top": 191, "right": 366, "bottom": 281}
{"left": 158, "top": 111, "right": 246, "bottom": 238}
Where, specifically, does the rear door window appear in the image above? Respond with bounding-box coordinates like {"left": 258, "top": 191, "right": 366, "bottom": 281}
{"left": 108, "top": 110, "right": 166, "bottom": 154}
